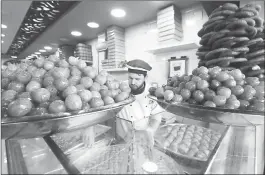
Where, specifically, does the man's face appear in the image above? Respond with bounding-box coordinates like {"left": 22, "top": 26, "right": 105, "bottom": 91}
{"left": 128, "top": 72, "right": 145, "bottom": 91}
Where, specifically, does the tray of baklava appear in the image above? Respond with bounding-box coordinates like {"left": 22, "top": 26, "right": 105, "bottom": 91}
{"left": 154, "top": 124, "right": 228, "bottom": 162}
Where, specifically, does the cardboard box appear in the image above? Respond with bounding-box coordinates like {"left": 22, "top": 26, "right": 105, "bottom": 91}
{"left": 157, "top": 5, "right": 181, "bottom": 17}
{"left": 158, "top": 34, "right": 182, "bottom": 42}
{"left": 158, "top": 29, "right": 183, "bottom": 38}
{"left": 107, "top": 25, "right": 125, "bottom": 33}
{"left": 157, "top": 11, "right": 181, "bottom": 22}
{"left": 157, "top": 20, "right": 182, "bottom": 29}
{"left": 157, "top": 14, "right": 182, "bottom": 25}
{"left": 158, "top": 24, "right": 183, "bottom": 33}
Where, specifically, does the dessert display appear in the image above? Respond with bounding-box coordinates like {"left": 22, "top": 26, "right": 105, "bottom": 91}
{"left": 50, "top": 124, "right": 111, "bottom": 152}
{"left": 155, "top": 124, "right": 222, "bottom": 161}
{"left": 150, "top": 66, "right": 264, "bottom": 112}
{"left": 1, "top": 55, "right": 131, "bottom": 118}
{"left": 196, "top": 3, "right": 264, "bottom": 79}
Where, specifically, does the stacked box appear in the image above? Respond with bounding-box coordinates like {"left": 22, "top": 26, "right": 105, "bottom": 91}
{"left": 98, "top": 32, "right": 107, "bottom": 43}
{"left": 157, "top": 5, "right": 183, "bottom": 43}
{"left": 74, "top": 43, "right": 93, "bottom": 61}
{"left": 106, "top": 25, "right": 126, "bottom": 68}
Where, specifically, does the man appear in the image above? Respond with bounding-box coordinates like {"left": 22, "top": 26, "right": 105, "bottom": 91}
{"left": 116, "top": 59, "right": 164, "bottom": 144}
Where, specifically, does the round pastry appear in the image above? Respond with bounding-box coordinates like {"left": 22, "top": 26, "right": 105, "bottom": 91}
{"left": 169, "top": 142, "right": 179, "bottom": 152}
{"left": 232, "top": 46, "right": 249, "bottom": 53}
{"left": 194, "top": 134, "right": 202, "bottom": 141}
{"left": 217, "top": 60, "right": 231, "bottom": 67}
{"left": 208, "top": 32, "right": 228, "bottom": 45}
{"left": 222, "top": 3, "right": 239, "bottom": 11}
{"left": 203, "top": 16, "right": 226, "bottom": 27}
{"left": 205, "top": 48, "right": 230, "bottom": 60}
{"left": 212, "top": 37, "right": 235, "bottom": 49}
{"left": 195, "top": 152, "right": 207, "bottom": 159}
{"left": 192, "top": 140, "right": 201, "bottom": 147}
{"left": 205, "top": 57, "right": 234, "bottom": 66}
{"left": 246, "top": 26, "right": 258, "bottom": 38}
{"left": 198, "top": 45, "right": 211, "bottom": 52}
{"left": 245, "top": 3, "right": 262, "bottom": 12}
{"left": 240, "top": 6, "right": 259, "bottom": 16}
{"left": 214, "top": 22, "right": 228, "bottom": 31}
{"left": 167, "top": 134, "right": 175, "bottom": 143}
{"left": 172, "top": 127, "right": 179, "bottom": 134}
{"left": 173, "top": 137, "right": 183, "bottom": 145}
{"left": 204, "top": 20, "right": 225, "bottom": 34}
{"left": 247, "top": 37, "right": 264, "bottom": 47}
{"left": 209, "top": 10, "right": 235, "bottom": 19}
{"left": 219, "top": 41, "right": 237, "bottom": 49}
{"left": 243, "top": 17, "right": 256, "bottom": 26}
{"left": 199, "top": 144, "right": 209, "bottom": 151}
{"left": 227, "top": 28, "right": 249, "bottom": 37}
{"left": 229, "top": 58, "right": 248, "bottom": 63}
{"left": 209, "top": 144, "right": 215, "bottom": 151}
{"left": 202, "top": 149, "right": 210, "bottom": 157}
{"left": 234, "top": 11, "right": 255, "bottom": 18}
{"left": 251, "top": 16, "right": 263, "bottom": 28}
{"left": 187, "top": 149, "right": 197, "bottom": 157}
{"left": 196, "top": 51, "right": 209, "bottom": 57}
{"left": 171, "top": 131, "right": 178, "bottom": 137}
{"left": 226, "top": 19, "right": 248, "bottom": 30}
{"left": 178, "top": 143, "right": 189, "bottom": 154}
{"left": 198, "top": 27, "right": 206, "bottom": 37}
{"left": 246, "top": 49, "right": 265, "bottom": 59}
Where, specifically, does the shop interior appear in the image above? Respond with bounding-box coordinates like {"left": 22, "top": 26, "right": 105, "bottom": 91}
{"left": 1, "top": 0, "right": 264, "bottom": 174}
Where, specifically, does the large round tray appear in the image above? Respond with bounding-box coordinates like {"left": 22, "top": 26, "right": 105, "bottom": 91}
{"left": 2, "top": 96, "right": 135, "bottom": 139}
{"left": 148, "top": 95, "right": 264, "bottom": 126}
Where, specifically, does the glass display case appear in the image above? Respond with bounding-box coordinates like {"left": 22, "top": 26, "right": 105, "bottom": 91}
{"left": 2, "top": 94, "right": 264, "bottom": 174}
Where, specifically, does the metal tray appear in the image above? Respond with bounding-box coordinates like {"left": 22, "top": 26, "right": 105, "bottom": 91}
{"left": 148, "top": 95, "right": 264, "bottom": 126}
{"left": 1, "top": 96, "right": 135, "bottom": 139}
{"left": 155, "top": 123, "right": 228, "bottom": 162}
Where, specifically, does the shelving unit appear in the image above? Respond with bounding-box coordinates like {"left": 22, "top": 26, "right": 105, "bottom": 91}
{"left": 105, "top": 68, "right": 128, "bottom": 72}
{"left": 146, "top": 42, "right": 199, "bottom": 55}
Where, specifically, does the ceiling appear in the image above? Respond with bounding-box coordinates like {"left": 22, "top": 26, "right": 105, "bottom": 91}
{"left": 1, "top": 0, "right": 32, "bottom": 54}
{"left": 1, "top": 0, "right": 199, "bottom": 59}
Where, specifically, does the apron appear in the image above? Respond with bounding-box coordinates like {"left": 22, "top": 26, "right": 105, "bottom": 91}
{"left": 116, "top": 84, "right": 164, "bottom": 140}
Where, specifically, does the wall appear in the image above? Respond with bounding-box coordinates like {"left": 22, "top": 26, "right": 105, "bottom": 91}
{"left": 87, "top": 3, "right": 208, "bottom": 85}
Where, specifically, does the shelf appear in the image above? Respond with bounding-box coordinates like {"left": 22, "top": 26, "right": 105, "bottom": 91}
{"left": 104, "top": 68, "right": 128, "bottom": 72}
{"left": 145, "top": 42, "right": 199, "bottom": 55}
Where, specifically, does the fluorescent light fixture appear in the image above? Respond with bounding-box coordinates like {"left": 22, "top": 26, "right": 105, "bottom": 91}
{"left": 148, "top": 29, "right": 158, "bottom": 33}
{"left": 39, "top": 49, "right": 46, "bottom": 52}
{"left": 1, "top": 41, "right": 3, "bottom": 43}
{"left": 71, "top": 31, "right": 82, "bottom": 36}
{"left": 11, "top": 56, "right": 17, "bottom": 58}
{"left": 87, "top": 22, "right": 99, "bottom": 28}
{"left": 35, "top": 52, "right": 41, "bottom": 54}
{"left": 1, "top": 34, "right": 5, "bottom": 37}
{"left": 111, "top": 8, "right": 126, "bottom": 18}
{"left": 44, "top": 46, "right": 52, "bottom": 50}
{"left": 1, "top": 24, "right": 7, "bottom": 28}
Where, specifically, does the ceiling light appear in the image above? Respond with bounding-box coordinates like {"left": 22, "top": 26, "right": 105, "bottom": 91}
{"left": 111, "top": 8, "right": 126, "bottom": 18}
{"left": 87, "top": 22, "right": 99, "bottom": 28}
{"left": 35, "top": 52, "right": 41, "bottom": 54}
{"left": 11, "top": 56, "right": 17, "bottom": 58}
{"left": 1, "top": 24, "right": 7, "bottom": 28}
{"left": 1, "top": 41, "right": 3, "bottom": 43}
{"left": 39, "top": 49, "right": 46, "bottom": 52}
{"left": 44, "top": 46, "right": 52, "bottom": 50}
{"left": 1, "top": 34, "right": 5, "bottom": 37}
{"left": 71, "top": 31, "right": 82, "bottom": 36}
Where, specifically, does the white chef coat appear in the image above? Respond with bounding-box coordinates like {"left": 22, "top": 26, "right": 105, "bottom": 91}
{"left": 116, "top": 83, "right": 164, "bottom": 140}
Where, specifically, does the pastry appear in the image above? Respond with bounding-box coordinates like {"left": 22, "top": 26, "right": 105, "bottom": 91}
{"left": 205, "top": 57, "right": 233, "bottom": 66}
{"left": 203, "top": 16, "right": 225, "bottom": 27}
{"left": 209, "top": 10, "right": 235, "bottom": 19}
{"left": 243, "top": 17, "right": 256, "bottom": 26}
{"left": 246, "top": 49, "right": 265, "bottom": 59}
{"left": 205, "top": 48, "right": 230, "bottom": 60}
{"left": 240, "top": 6, "right": 259, "bottom": 16}
{"left": 212, "top": 37, "right": 235, "bottom": 49}
{"left": 222, "top": 3, "right": 239, "bottom": 11}
{"left": 178, "top": 143, "right": 189, "bottom": 154}
{"left": 234, "top": 11, "right": 255, "bottom": 18}
{"left": 226, "top": 19, "right": 248, "bottom": 30}
{"left": 251, "top": 16, "right": 263, "bottom": 27}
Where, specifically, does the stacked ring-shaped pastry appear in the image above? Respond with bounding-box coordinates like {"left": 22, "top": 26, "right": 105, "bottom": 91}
{"left": 197, "top": 3, "right": 264, "bottom": 79}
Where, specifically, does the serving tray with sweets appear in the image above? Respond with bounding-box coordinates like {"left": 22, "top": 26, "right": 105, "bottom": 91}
{"left": 155, "top": 123, "right": 228, "bottom": 162}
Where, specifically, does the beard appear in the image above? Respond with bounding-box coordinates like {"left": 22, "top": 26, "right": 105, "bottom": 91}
{"left": 130, "top": 82, "right": 146, "bottom": 95}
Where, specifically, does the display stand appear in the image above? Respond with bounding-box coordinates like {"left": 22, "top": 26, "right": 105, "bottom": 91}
{"left": 2, "top": 97, "right": 135, "bottom": 174}
{"left": 148, "top": 95, "right": 264, "bottom": 174}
